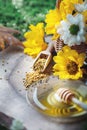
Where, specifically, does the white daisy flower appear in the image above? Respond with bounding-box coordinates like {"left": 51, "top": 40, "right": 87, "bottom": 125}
{"left": 75, "top": 1, "right": 87, "bottom": 12}
{"left": 57, "top": 14, "right": 86, "bottom": 46}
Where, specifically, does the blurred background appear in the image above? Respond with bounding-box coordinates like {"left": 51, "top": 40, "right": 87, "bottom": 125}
{"left": 0, "top": 0, "right": 55, "bottom": 129}
{"left": 0, "top": 0, "right": 55, "bottom": 39}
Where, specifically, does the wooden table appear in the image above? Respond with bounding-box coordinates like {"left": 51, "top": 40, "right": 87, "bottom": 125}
{"left": 0, "top": 46, "right": 87, "bottom": 130}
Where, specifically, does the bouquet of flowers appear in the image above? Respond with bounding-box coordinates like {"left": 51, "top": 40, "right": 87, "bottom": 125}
{"left": 23, "top": 0, "right": 87, "bottom": 80}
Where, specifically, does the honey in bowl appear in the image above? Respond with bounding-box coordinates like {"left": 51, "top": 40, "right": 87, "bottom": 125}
{"left": 27, "top": 76, "right": 87, "bottom": 120}
{"left": 38, "top": 87, "right": 85, "bottom": 117}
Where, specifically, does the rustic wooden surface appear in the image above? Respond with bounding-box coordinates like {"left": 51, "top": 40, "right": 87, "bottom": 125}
{"left": 0, "top": 46, "right": 87, "bottom": 130}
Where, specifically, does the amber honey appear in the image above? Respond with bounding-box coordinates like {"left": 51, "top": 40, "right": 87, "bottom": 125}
{"left": 38, "top": 87, "right": 87, "bottom": 117}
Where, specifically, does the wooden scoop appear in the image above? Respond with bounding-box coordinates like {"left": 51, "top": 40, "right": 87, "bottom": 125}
{"left": 33, "top": 41, "right": 54, "bottom": 72}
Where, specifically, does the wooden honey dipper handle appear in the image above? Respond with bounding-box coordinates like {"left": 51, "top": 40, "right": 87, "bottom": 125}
{"left": 55, "top": 88, "right": 87, "bottom": 111}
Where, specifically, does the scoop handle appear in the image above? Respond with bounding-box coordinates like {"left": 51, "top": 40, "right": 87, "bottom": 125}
{"left": 72, "top": 97, "right": 87, "bottom": 111}
{"left": 46, "top": 41, "right": 54, "bottom": 52}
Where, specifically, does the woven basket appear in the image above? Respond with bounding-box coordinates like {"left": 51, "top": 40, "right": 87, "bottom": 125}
{"left": 56, "top": 0, "right": 61, "bottom": 8}
{"left": 54, "top": 38, "right": 87, "bottom": 56}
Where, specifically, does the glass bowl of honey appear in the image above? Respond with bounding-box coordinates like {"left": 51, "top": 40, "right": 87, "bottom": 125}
{"left": 26, "top": 76, "right": 87, "bottom": 123}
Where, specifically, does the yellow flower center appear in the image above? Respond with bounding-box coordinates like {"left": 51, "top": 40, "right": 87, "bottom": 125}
{"left": 67, "top": 61, "right": 78, "bottom": 75}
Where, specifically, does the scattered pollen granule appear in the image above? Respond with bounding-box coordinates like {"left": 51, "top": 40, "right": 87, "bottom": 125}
{"left": 24, "top": 71, "right": 48, "bottom": 88}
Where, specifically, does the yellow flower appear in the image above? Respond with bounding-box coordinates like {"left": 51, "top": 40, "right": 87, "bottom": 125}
{"left": 24, "top": 23, "right": 44, "bottom": 40}
{"left": 59, "top": 0, "right": 83, "bottom": 19}
{"left": 52, "top": 32, "right": 60, "bottom": 40}
{"left": 53, "top": 46, "right": 85, "bottom": 80}
{"left": 45, "top": 9, "right": 61, "bottom": 35}
{"left": 45, "top": 0, "right": 84, "bottom": 39}
{"left": 45, "top": 1, "right": 83, "bottom": 39}
{"left": 23, "top": 23, "right": 47, "bottom": 57}
{"left": 67, "top": 0, "right": 83, "bottom": 4}
{"left": 59, "top": 0, "right": 75, "bottom": 20}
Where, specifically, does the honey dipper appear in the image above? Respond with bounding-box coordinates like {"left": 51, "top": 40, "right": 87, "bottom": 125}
{"left": 33, "top": 41, "right": 54, "bottom": 72}
{"left": 54, "top": 88, "right": 87, "bottom": 111}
